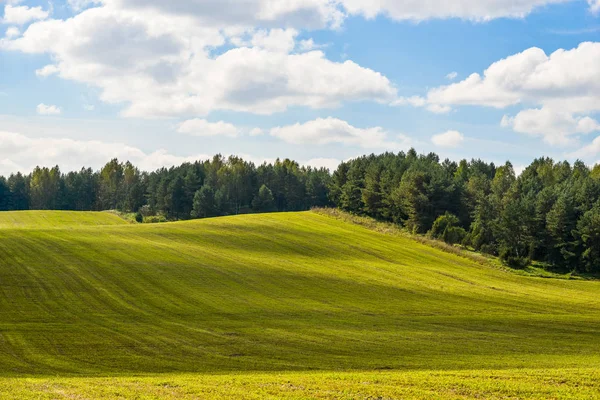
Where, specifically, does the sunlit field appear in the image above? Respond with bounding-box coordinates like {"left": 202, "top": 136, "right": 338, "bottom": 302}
{"left": 1, "top": 211, "right": 599, "bottom": 398}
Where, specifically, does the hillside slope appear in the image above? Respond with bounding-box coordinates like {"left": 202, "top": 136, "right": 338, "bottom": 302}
{"left": 0, "top": 211, "right": 128, "bottom": 229}
{"left": 0, "top": 211, "right": 599, "bottom": 376}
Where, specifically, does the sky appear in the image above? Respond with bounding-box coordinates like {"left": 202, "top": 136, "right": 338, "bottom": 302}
{"left": 1, "top": 0, "right": 600, "bottom": 176}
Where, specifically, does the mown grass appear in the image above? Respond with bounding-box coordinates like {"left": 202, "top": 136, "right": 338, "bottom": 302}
{"left": 2, "top": 369, "right": 599, "bottom": 399}
{"left": 0, "top": 210, "right": 599, "bottom": 398}
{"left": 0, "top": 210, "right": 129, "bottom": 228}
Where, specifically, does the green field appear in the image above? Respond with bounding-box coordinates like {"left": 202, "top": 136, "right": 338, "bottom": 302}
{"left": 0, "top": 210, "right": 129, "bottom": 229}
{"left": 1, "top": 210, "right": 599, "bottom": 398}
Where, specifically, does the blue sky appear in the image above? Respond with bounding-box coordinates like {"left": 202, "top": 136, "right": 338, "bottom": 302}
{"left": 1, "top": 0, "right": 600, "bottom": 175}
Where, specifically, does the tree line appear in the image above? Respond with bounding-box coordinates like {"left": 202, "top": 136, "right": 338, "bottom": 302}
{"left": 0, "top": 155, "right": 332, "bottom": 220}
{"left": 1, "top": 150, "right": 600, "bottom": 273}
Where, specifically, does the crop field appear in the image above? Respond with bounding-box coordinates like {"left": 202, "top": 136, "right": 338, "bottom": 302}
{"left": 0, "top": 211, "right": 599, "bottom": 398}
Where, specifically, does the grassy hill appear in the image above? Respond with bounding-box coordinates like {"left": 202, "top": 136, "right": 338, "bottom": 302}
{"left": 1, "top": 210, "right": 599, "bottom": 398}
{"left": 0, "top": 210, "right": 129, "bottom": 229}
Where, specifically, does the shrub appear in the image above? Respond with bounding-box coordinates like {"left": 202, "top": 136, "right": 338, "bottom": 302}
{"left": 443, "top": 226, "right": 467, "bottom": 246}
{"left": 144, "top": 215, "right": 168, "bottom": 224}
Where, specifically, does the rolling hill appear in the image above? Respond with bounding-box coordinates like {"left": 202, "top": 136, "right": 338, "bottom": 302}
{"left": 0, "top": 210, "right": 599, "bottom": 398}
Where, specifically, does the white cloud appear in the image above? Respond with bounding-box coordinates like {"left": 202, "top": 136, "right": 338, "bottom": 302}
{"left": 249, "top": 128, "right": 264, "bottom": 136}
{"left": 590, "top": 0, "right": 600, "bottom": 13}
{"left": 571, "top": 136, "right": 600, "bottom": 159}
{"left": 177, "top": 119, "right": 240, "bottom": 137}
{"left": 2, "top": 5, "right": 49, "bottom": 25}
{"left": 431, "top": 130, "right": 465, "bottom": 148}
{"left": 501, "top": 107, "right": 600, "bottom": 146}
{"left": 67, "top": 0, "right": 101, "bottom": 11}
{"left": 270, "top": 117, "right": 411, "bottom": 150}
{"left": 4, "top": 26, "right": 19, "bottom": 38}
{"left": 0, "top": 130, "right": 210, "bottom": 176}
{"left": 388, "top": 42, "right": 600, "bottom": 145}
{"left": 446, "top": 71, "right": 458, "bottom": 80}
{"left": 36, "top": 103, "right": 61, "bottom": 115}
{"left": 35, "top": 64, "right": 59, "bottom": 77}
{"left": 427, "top": 43, "right": 600, "bottom": 113}
{"left": 2, "top": 6, "right": 396, "bottom": 118}
{"left": 298, "top": 38, "right": 327, "bottom": 51}
{"left": 251, "top": 28, "right": 297, "bottom": 53}
{"left": 83, "top": 104, "right": 95, "bottom": 111}
{"left": 100, "top": 0, "right": 345, "bottom": 30}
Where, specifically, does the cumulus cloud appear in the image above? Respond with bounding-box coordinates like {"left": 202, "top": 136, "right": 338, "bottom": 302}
{"left": 102, "top": 0, "right": 345, "bottom": 30}
{"left": 2, "top": 4, "right": 49, "bottom": 25}
{"left": 0, "top": 130, "right": 211, "bottom": 176}
{"left": 177, "top": 119, "right": 240, "bottom": 137}
{"left": 4, "top": 0, "right": 588, "bottom": 123}
{"left": 35, "top": 64, "right": 59, "bottom": 78}
{"left": 1, "top": 6, "right": 396, "bottom": 118}
{"left": 4, "top": 26, "right": 19, "bottom": 38}
{"left": 36, "top": 104, "right": 61, "bottom": 115}
{"left": 66, "top": 0, "right": 101, "bottom": 11}
{"left": 249, "top": 128, "right": 264, "bottom": 136}
{"left": 391, "top": 42, "right": 600, "bottom": 146}
{"left": 270, "top": 117, "right": 411, "bottom": 150}
{"left": 427, "top": 43, "right": 600, "bottom": 113}
{"left": 571, "top": 136, "right": 600, "bottom": 159}
{"left": 431, "top": 130, "right": 465, "bottom": 148}
{"left": 446, "top": 71, "right": 458, "bottom": 80}
{"left": 251, "top": 28, "right": 298, "bottom": 53}
{"left": 298, "top": 38, "right": 327, "bottom": 51}
{"left": 501, "top": 107, "right": 600, "bottom": 146}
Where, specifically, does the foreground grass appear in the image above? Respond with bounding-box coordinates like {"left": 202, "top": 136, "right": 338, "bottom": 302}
{"left": 2, "top": 369, "right": 599, "bottom": 399}
{"left": 1, "top": 210, "right": 600, "bottom": 397}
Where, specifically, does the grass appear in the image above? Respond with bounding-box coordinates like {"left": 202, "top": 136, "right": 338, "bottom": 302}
{"left": 0, "top": 210, "right": 599, "bottom": 398}
{"left": 2, "top": 369, "right": 599, "bottom": 399}
{"left": 0, "top": 210, "right": 129, "bottom": 228}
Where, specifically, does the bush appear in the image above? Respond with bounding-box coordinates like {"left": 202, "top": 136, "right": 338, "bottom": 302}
{"left": 503, "top": 256, "right": 531, "bottom": 269}
{"left": 144, "top": 215, "right": 168, "bottom": 224}
{"left": 443, "top": 226, "right": 467, "bottom": 246}
{"left": 499, "top": 246, "right": 530, "bottom": 269}
{"left": 479, "top": 244, "right": 497, "bottom": 256}
{"left": 135, "top": 212, "right": 143, "bottom": 223}
{"left": 430, "top": 213, "right": 460, "bottom": 240}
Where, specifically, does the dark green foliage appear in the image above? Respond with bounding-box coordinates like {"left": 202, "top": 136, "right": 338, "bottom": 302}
{"left": 191, "top": 185, "right": 216, "bottom": 219}
{"left": 576, "top": 201, "right": 600, "bottom": 273}
{"left": 430, "top": 213, "right": 466, "bottom": 245}
{"left": 252, "top": 185, "right": 276, "bottom": 213}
